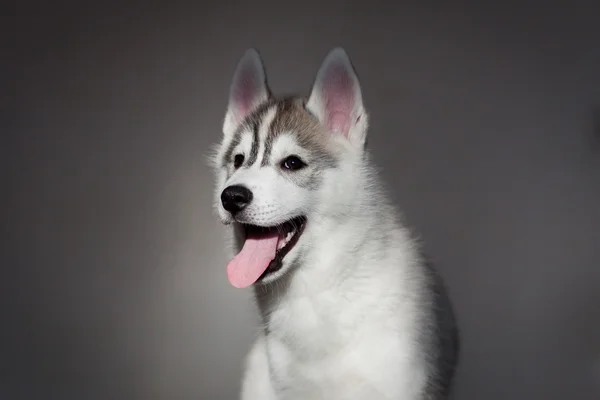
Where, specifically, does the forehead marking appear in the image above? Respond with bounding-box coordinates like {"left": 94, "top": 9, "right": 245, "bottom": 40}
{"left": 262, "top": 98, "right": 302, "bottom": 166}
{"left": 253, "top": 106, "right": 278, "bottom": 167}
{"left": 222, "top": 101, "right": 271, "bottom": 168}
{"left": 246, "top": 118, "right": 260, "bottom": 166}
{"left": 221, "top": 96, "right": 337, "bottom": 171}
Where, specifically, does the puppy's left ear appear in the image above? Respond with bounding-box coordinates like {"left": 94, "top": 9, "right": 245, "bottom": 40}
{"left": 306, "top": 47, "right": 368, "bottom": 149}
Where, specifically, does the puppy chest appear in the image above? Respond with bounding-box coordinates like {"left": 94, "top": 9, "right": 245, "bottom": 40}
{"left": 266, "top": 294, "right": 360, "bottom": 352}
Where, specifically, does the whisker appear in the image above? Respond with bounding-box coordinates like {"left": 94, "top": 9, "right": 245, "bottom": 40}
{"left": 275, "top": 223, "right": 284, "bottom": 236}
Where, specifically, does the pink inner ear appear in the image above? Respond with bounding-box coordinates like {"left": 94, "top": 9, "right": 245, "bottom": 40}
{"left": 232, "top": 65, "right": 261, "bottom": 117}
{"left": 321, "top": 63, "right": 355, "bottom": 137}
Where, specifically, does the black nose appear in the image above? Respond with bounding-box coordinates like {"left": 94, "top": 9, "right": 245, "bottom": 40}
{"left": 221, "top": 185, "right": 253, "bottom": 214}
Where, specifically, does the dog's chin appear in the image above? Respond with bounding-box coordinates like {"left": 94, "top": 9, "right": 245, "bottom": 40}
{"left": 231, "top": 216, "right": 307, "bottom": 284}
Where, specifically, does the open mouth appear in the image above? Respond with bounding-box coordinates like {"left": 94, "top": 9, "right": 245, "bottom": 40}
{"left": 226, "top": 216, "right": 307, "bottom": 288}
{"left": 249, "top": 216, "right": 307, "bottom": 278}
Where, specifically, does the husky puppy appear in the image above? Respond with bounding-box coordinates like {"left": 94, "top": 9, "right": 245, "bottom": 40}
{"left": 211, "top": 47, "right": 459, "bottom": 399}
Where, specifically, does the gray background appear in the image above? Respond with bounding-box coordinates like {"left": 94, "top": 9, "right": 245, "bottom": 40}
{"left": 4, "top": 2, "right": 600, "bottom": 399}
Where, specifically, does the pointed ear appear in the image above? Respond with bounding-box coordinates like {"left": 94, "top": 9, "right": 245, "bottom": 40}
{"left": 306, "top": 47, "right": 368, "bottom": 148}
{"left": 223, "top": 49, "right": 271, "bottom": 137}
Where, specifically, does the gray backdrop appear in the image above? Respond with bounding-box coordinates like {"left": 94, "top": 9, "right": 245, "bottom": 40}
{"left": 4, "top": 2, "right": 600, "bottom": 399}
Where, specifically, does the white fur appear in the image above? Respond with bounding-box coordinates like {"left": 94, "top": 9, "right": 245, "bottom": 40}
{"left": 212, "top": 48, "right": 458, "bottom": 399}
{"left": 241, "top": 157, "right": 430, "bottom": 399}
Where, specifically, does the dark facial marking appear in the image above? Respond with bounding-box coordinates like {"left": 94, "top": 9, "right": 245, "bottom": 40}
{"left": 222, "top": 132, "right": 242, "bottom": 169}
{"left": 246, "top": 118, "right": 260, "bottom": 166}
{"left": 221, "top": 100, "right": 274, "bottom": 169}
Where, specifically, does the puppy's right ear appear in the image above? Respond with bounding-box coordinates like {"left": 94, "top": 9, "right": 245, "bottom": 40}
{"left": 223, "top": 49, "right": 271, "bottom": 137}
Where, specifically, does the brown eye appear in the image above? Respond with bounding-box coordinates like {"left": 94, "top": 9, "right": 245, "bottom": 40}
{"left": 233, "top": 154, "right": 244, "bottom": 168}
{"left": 281, "top": 155, "right": 306, "bottom": 171}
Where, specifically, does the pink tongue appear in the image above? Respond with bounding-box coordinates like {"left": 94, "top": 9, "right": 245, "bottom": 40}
{"left": 226, "top": 231, "right": 279, "bottom": 288}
